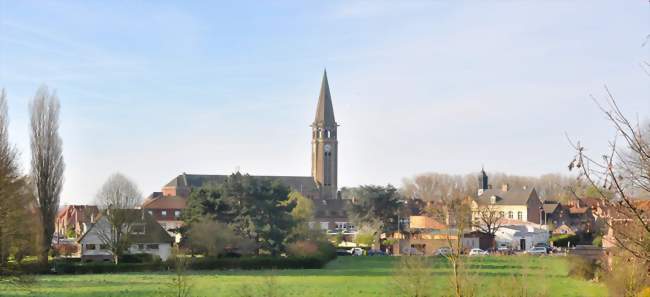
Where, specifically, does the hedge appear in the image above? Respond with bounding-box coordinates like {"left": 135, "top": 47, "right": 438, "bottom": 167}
{"left": 49, "top": 255, "right": 330, "bottom": 274}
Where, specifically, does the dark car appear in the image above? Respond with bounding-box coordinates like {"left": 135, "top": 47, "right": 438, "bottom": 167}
{"left": 367, "top": 249, "right": 388, "bottom": 256}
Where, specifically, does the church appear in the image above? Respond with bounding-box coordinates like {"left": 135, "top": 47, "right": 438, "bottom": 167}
{"left": 142, "top": 71, "right": 351, "bottom": 233}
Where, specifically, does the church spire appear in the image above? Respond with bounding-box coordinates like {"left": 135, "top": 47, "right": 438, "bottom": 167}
{"left": 313, "top": 69, "right": 336, "bottom": 126}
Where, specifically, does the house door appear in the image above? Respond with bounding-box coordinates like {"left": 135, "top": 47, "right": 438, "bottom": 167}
{"left": 520, "top": 239, "right": 526, "bottom": 250}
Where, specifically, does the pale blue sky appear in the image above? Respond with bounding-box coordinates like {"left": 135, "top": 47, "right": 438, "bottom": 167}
{"left": 0, "top": 1, "right": 648, "bottom": 205}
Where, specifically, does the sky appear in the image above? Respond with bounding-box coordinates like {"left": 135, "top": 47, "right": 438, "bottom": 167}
{"left": 0, "top": 1, "right": 648, "bottom": 205}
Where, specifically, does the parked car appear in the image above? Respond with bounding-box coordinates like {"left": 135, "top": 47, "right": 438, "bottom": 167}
{"left": 368, "top": 249, "right": 388, "bottom": 256}
{"left": 526, "top": 246, "right": 548, "bottom": 255}
{"left": 336, "top": 249, "right": 352, "bottom": 256}
{"left": 468, "top": 248, "right": 488, "bottom": 256}
{"left": 401, "top": 247, "right": 424, "bottom": 256}
{"left": 497, "top": 244, "right": 513, "bottom": 255}
{"left": 435, "top": 247, "right": 452, "bottom": 256}
{"left": 533, "top": 243, "right": 552, "bottom": 253}
{"left": 349, "top": 247, "right": 365, "bottom": 256}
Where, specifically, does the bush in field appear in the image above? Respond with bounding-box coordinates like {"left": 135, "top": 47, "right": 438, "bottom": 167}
{"left": 605, "top": 253, "right": 649, "bottom": 297}
{"left": 638, "top": 288, "right": 650, "bottom": 297}
{"left": 568, "top": 256, "right": 599, "bottom": 280}
{"left": 286, "top": 241, "right": 319, "bottom": 257}
{"left": 392, "top": 256, "right": 433, "bottom": 297}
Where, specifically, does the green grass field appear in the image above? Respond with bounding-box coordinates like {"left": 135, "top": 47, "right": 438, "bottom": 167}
{"left": 1, "top": 256, "right": 605, "bottom": 297}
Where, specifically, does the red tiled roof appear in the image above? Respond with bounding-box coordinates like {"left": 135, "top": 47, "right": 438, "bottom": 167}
{"left": 141, "top": 196, "right": 187, "bottom": 209}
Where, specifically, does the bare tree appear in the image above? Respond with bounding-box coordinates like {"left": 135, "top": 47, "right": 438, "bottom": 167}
{"left": 165, "top": 246, "right": 192, "bottom": 297}
{"left": 569, "top": 86, "right": 650, "bottom": 262}
{"left": 95, "top": 173, "right": 142, "bottom": 264}
{"left": 392, "top": 255, "right": 433, "bottom": 297}
{"left": 472, "top": 204, "right": 504, "bottom": 241}
{"left": 29, "top": 86, "right": 64, "bottom": 265}
{"left": 429, "top": 191, "right": 475, "bottom": 297}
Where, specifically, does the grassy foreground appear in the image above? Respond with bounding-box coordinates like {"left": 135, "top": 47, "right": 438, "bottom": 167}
{"left": 1, "top": 256, "right": 605, "bottom": 297}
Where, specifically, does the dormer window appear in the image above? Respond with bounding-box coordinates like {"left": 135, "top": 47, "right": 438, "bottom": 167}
{"left": 490, "top": 195, "right": 497, "bottom": 204}
{"left": 131, "top": 223, "right": 146, "bottom": 235}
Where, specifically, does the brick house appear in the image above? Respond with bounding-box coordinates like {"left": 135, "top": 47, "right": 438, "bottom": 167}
{"left": 55, "top": 205, "right": 100, "bottom": 240}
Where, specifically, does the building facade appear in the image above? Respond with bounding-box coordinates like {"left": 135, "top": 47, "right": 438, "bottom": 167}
{"left": 142, "top": 71, "right": 347, "bottom": 231}
{"left": 471, "top": 169, "right": 544, "bottom": 225}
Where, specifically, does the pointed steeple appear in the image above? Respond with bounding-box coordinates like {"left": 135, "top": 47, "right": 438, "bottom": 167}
{"left": 313, "top": 69, "right": 336, "bottom": 126}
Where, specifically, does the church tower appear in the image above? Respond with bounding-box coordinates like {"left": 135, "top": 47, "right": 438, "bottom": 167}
{"left": 312, "top": 70, "right": 338, "bottom": 200}
{"left": 478, "top": 166, "right": 488, "bottom": 196}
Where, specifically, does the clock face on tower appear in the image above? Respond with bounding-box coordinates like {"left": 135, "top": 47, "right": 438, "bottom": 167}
{"left": 324, "top": 144, "right": 331, "bottom": 153}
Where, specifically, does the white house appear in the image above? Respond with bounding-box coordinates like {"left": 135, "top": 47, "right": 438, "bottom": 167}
{"left": 77, "top": 209, "right": 173, "bottom": 262}
{"left": 494, "top": 219, "right": 549, "bottom": 251}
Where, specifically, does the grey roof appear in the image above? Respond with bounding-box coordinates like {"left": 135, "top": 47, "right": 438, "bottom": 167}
{"left": 313, "top": 70, "right": 336, "bottom": 126}
{"left": 542, "top": 202, "right": 559, "bottom": 213}
{"left": 78, "top": 210, "right": 173, "bottom": 244}
{"left": 476, "top": 188, "right": 537, "bottom": 206}
{"left": 165, "top": 173, "right": 318, "bottom": 194}
{"left": 313, "top": 198, "right": 349, "bottom": 219}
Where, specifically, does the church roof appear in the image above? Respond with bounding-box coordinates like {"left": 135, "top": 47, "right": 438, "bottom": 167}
{"left": 164, "top": 173, "right": 318, "bottom": 194}
{"left": 313, "top": 70, "right": 336, "bottom": 126}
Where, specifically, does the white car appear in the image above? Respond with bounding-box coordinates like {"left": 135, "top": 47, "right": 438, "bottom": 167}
{"left": 526, "top": 247, "right": 547, "bottom": 255}
{"left": 349, "top": 247, "right": 364, "bottom": 256}
{"left": 468, "top": 248, "right": 488, "bottom": 256}
{"left": 435, "top": 247, "right": 452, "bottom": 256}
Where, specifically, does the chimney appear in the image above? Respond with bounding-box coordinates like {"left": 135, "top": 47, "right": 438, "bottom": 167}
{"left": 501, "top": 184, "right": 510, "bottom": 192}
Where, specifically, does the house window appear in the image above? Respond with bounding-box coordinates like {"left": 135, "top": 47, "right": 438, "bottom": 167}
{"left": 320, "top": 222, "right": 329, "bottom": 230}
{"left": 146, "top": 244, "right": 159, "bottom": 250}
{"left": 499, "top": 211, "right": 505, "bottom": 218}
{"left": 85, "top": 244, "right": 96, "bottom": 250}
{"left": 508, "top": 211, "right": 513, "bottom": 219}
{"left": 99, "top": 244, "right": 109, "bottom": 250}
{"left": 335, "top": 222, "right": 348, "bottom": 230}
{"left": 131, "top": 224, "right": 146, "bottom": 235}
{"left": 138, "top": 244, "right": 145, "bottom": 250}
{"left": 517, "top": 212, "right": 523, "bottom": 220}
{"left": 174, "top": 210, "right": 181, "bottom": 218}
{"left": 147, "top": 210, "right": 153, "bottom": 215}
{"left": 161, "top": 210, "right": 167, "bottom": 216}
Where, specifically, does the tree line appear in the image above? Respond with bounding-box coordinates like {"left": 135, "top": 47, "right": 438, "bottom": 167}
{"left": 0, "top": 86, "right": 64, "bottom": 274}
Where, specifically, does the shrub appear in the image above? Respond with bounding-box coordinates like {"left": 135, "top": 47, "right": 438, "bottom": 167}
{"left": 287, "top": 241, "right": 319, "bottom": 257}
{"left": 605, "top": 253, "right": 649, "bottom": 297}
{"left": 119, "top": 253, "right": 161, "bottom": 263}
{"left": 592, "top": 235, "right": 603, "bottom": 247}
{"left": 638, "top": 288, "right": 650, "bottom": 297}
{"left": 568, "top": 256, "right": 599, "bottom": 280}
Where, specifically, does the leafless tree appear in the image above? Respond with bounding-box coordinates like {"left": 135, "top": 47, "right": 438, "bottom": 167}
{"left": 569, "top": 86, "right": 650, "bottom": 262}
{"left": 392, "top": 255, "right": 434, "bottom": 297}
{"left": 472, "top": 204, "right": 503, "bottom": 240}
{"left": 429, "top": 191, "right": 475, "bottom": 297}
{"left": 165, "top": 247, "right": 192, "bottom": 297}
{"left": 95, "top": 173, "right": 142, "bottom": 264}
{"left": 29, "top": 85, "right": 64, "bottom": 265}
